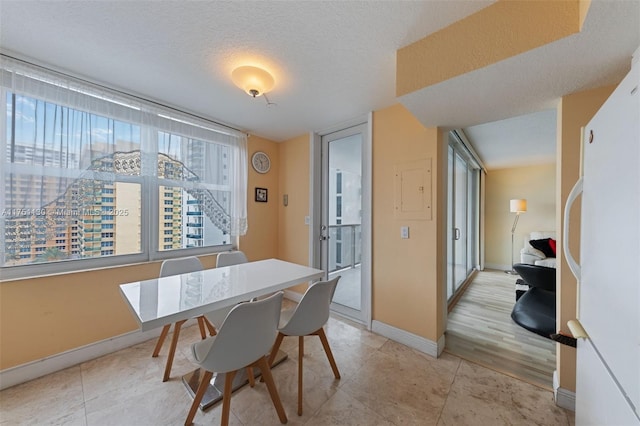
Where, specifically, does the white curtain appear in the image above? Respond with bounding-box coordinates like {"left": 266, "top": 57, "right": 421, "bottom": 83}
{"left": 1, "top": 56, "right": 248, "bottom": 268}
{"left": 229, "top": 134, "right": 248, "bottom": 235}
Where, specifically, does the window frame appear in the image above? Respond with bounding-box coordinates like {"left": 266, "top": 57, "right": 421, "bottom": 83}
{"left": 0, "top": 65, "right": 244, "bottom": 281}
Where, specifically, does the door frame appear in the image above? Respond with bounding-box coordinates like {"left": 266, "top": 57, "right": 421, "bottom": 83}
{"left": 445, "top": 130, "right": 484, "bottom": 304}
{"left": 309, "top": 113, "right": 372, "bottom": 328}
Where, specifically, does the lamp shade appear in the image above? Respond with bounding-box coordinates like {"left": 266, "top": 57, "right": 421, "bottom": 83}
{"left": 231, "top": 66, "right": 275, "bottom": 97}
{"left": 510, "top": 199, "right": 527, "bottom": 213}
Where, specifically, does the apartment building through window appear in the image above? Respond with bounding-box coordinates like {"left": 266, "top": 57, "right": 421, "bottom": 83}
{"left": 1, "top": 58, "right": 247, "bottom": 279}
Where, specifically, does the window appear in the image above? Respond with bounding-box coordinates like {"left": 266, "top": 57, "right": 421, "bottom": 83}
{"left": 1, "top": 58, "right": 247, "bottom": 279}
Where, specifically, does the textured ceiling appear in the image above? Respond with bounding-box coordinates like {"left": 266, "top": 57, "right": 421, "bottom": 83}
{"left": 1, "top": 0, "right": 638, "bottom": 169}
{"left": 464, "top": 109, "right": 557, "bottom": 170}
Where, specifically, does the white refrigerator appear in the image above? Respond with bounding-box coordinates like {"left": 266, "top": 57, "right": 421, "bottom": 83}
{"left": 564, "top": 48, "right": 639, "bottom": 425}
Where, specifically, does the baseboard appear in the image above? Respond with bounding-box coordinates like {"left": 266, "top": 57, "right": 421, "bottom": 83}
{"left": 0, "top": 320, "right": 196, "bottom": 391}
{"left": 484, "top": 262, "right": 511, "bottom": 272}
{"left": 1, "top": 293, "right": 305, "bottom": 391}
{"left": 371, "top": 320, "right": 443, "bottom": 358}
{"left": 553, "top": 370, "right": 576, "bottom": 411}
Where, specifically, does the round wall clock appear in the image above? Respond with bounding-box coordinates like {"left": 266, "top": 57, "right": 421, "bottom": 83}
{"left": 251, "top": 151, "right": 271, "bottom": 174}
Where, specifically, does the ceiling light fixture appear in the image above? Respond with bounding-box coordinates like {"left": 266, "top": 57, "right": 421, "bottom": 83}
{"left": 231, "top": 65, "right": 275, "bottom": 98}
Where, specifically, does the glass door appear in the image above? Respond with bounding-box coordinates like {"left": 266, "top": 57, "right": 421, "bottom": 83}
{"left": 454, "top": 151, "right": 469, "bottom": 293}
{"left": 447, "top": 133, "right": 479, "bottom": 302}
{"left": 320, "top": 124, "right": 365, "bottom": 320}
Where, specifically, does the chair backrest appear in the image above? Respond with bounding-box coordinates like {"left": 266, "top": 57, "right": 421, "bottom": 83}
{"left": 280, "top": 276, "right": 340, "bottom": 336}
{"left": 216, "top": 251, "right": 248, "bottom": 267}
{"left": 196, "top": 291, "right": 283, "bottom": 373}
{"left": 159, "top": 256, "right": 203, "bottom": 277}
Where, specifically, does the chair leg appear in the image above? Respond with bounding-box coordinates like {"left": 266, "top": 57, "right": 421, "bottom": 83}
{"left": 203, "top": 316, "right": 217, "bottom": 336}
{"left": 255, "top": 357, "right": 288, "bottom": 424}
{"left": 152, "top": 324, "right": 171, "bottom": 357}
{"left": 267, "top": 332, "right": 285, "bottom": 367}
{"left": 247, "top": 367, "right": 255, "bottom": 387}
{"left": 298, "top": 335, "right": 304, "bottom": 415}
{"left": 184, "top": 369, "right": 213, "bottom": 426}
{"left": 221, "top": 370, "right": 237, "bottom": 426}
{"left": 196, "top": 316, "right": 207, "bottom": 339}
{"left": 163, "top": 319, "right": 187, "bottom": 382}
{"left": 261, "top": 332, "right": 285, "bottom": 383}
{"left": 316, "top": 328, "right": 341, "bottom": 379}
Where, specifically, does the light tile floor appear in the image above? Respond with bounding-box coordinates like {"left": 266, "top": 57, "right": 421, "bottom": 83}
{"left": 0, "top": 314, "right": 574, "bottom": 426}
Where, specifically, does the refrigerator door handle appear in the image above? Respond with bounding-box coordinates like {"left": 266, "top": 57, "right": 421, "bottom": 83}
{"left": 568, "top": 319, "right": 589, "bottom": 339}
{"left": 563, "top": 177, "right": 583, "bottom": 281}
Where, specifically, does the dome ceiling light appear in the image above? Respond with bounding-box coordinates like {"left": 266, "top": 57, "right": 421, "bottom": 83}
{"left": 231, "top": 65, "right": 275, "bottom": 98}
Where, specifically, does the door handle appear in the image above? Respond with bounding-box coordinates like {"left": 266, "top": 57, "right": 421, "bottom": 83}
{"left": 568, "top": 319, "right": 589, "bottom": 340}
{"left": 563, "top": 177, "right": 583, "bottom": 280}
{"left": 319, "top": 225, "right": 329, "bottom": 240}
{"left": 454, "top": 228, "right": 461, "bottom": 240}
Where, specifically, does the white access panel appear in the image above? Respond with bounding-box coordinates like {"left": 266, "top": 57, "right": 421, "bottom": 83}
{"left": 580, "top": 63, "right": 640, "bottom": 411}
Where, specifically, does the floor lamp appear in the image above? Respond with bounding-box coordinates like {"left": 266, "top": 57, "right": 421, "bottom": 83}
{"left": 506, "top": 199, "right": 527, "bottom": 274}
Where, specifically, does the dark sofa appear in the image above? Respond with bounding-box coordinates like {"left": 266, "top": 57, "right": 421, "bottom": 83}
{"left": 510, "top": 263, "right": 556, "bottom": 338}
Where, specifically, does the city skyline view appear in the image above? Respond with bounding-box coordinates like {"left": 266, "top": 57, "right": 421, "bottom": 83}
{"left": 2, "top": 91, "right": 234, "bottom": 267}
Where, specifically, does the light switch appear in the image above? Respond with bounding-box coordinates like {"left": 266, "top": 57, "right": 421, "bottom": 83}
{"left": 401, "top": 226, "right": 409, "bottom": 239}
{"left": 304, "top": 216, "right": 310, "bottom": 225}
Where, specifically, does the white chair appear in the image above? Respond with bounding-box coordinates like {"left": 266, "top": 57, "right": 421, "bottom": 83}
{"left": 185, "top": 292, "right": 288, "bottom": 426}
{"left": 267, "top": 276, "right": 341, "bottom": 415}
{"left": 216, "top": 250, "right": 248, "bottom": 267}
{"left": 215, "top": 249, "right": 260, "bottom": 384}
{"left": 154, "top": 256, "right": 218, "bottom": 382}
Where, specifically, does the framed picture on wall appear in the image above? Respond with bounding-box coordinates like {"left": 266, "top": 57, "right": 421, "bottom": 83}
{"left": 255, "top": 187, "right": 268, "bottom": 203}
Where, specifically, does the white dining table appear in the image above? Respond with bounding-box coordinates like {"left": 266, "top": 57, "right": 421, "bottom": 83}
{"left": 119, "top": 258, "right": 324, "bottom": 409}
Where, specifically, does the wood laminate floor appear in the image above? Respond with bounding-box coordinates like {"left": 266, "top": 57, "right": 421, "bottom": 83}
{"left": 445, "top": 269, "right": 556, "bottom": 390}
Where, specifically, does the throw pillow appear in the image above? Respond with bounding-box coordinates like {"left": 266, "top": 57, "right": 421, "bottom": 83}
{"left": 548, "top": 239, "right": 557, "bottom": 256}
{"left": 529, "top": 238, "right": 556, "bottom": 258}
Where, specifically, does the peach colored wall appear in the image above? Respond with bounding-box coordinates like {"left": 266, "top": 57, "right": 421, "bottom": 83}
{"left": 372, "top": 104, "right": 445, "bottom": 341}
{"left": 556, "top": 84, "right": 616, "bottom": 393}
{"left": 0, "top": 256, "right": 209, "bottom": 369}
{"left": 277, "top": 134, "right": 312, "bottom": 294}
{"left": 1, "top": 135, "right": 280, "bottom": 370}
{"left": 240, "top": 135, "right": 280, "bottom": 261}
{"left": 484, "top": 164, "right": 556, "bottom": 270}
{"left": 397, "top": 0, "right": 585, "bottom": 96}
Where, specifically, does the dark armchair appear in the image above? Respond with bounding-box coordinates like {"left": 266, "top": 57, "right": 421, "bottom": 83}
{"left": 510, "top": 263, "right": 556, "bottom": 338}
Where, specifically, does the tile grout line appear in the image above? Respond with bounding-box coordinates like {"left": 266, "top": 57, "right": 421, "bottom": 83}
{"left": 434, "top": 357, "right": 463, "bottom": 425}
{"left": 79, "top": 363, "right": 89, "bottom": 426}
